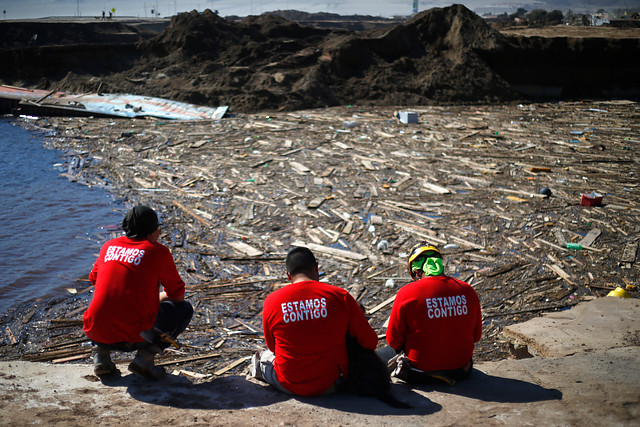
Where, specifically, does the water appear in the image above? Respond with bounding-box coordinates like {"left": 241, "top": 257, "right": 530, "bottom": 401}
{"left": 0, "top": 118, "right": 121, "bottom": 315}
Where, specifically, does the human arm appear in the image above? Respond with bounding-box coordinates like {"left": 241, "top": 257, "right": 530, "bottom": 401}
{"left": 157, "top": 246, "right": 186, "bottom": 301}
{"left": 88, "top": 243, "right": 108, "bottom": 286}
{"left": 471, "top": 289, "right": 482, "bottom": 343}
{"left": 346, "top": 293, "right": 378, "bottom": 350}
{"left": 262, "top": 296, "right": 276, "bottom": 353}
{"left": 159, "top": 290, "right": 184, "bottom": 302}
{"left": 385, "top": 294, "right": 406, "bottom": 351}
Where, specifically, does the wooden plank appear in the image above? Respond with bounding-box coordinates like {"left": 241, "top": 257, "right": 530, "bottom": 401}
{"left": 156, "top": 352, "right": 221, "bottom": 367}
{"left": 341, "top": 220, "right": 354, "bottom": 235}
{"left": 449, "top": 235, "right": 484, "bottom": 249}
{"left": 214, "top": 356, "right": 251, "bottom": 376}
{"left": 290, "top": 161, "right": 311, "bottom": 173}
{"left": 52, "top": 352, "right": 93, "bottom": 364}
{"left": 191, "top": 139, "right": 209, "bottom": 148}
{"left": 361, "top": 159, "right": 376, "bottom": 170}
{"left": 547, "top": 263, "right": 576, "bottom": 285}
{"left": 308, "top": 196, "right": 326, "bottom": 209}
{"left": 536, "top": 238, "right": 568, "bottom": 252}
{"left": 366, "top": 295, "right": 395, "bottom": 315}
{"left": 291, "top": 241, "right": 367, "bottom": 261}
{"left": 227, "top": 241, "right": 263, "bottom": 257}
{"left": 578, "top": 228, "right": 601, "bottom": 247}
{"left": 422, "top": 182, "right": 451, "bottom": 194}
{"left": 620, "top": 242, "right": 638, "bottom": 263}
{"left": 173, "top": 200, "right": 211, "bottom": 227}
{"left": 553, "top": 228, "right": 567, "bottom": 246}
{"left": 391, "top": 175, "right": 411, "bottom": 188}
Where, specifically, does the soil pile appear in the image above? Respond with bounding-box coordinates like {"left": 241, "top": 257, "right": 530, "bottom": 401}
{"left": 46, "top": 4, "right": 515, "bottom": 111}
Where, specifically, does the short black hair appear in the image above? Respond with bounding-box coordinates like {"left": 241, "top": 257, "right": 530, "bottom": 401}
{"left": 286, "top": 246, "right": 317, "bottom": 276}
{"left": 122, "top": 205, "right": 158, "bottom": 239}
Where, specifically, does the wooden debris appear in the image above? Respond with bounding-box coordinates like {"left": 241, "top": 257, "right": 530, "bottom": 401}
{"left": 578, "top": 229, "right": 601, "bottom": 247}
{"left": 3, "top": 100, "right": 639, "bottom": 378}
{"left": 292, "top": 242, "right": 367, "bottom": 261}
{"left": 620, "top": 242, "right": 638, "bottom": 268}
{"left": 214, "top": 356, "right": 251, "bottom": 376}
{"left": 227, "top": 241, "right": 263, "bottom": 257}
{"left": 5, "top": 326, "right": 16, "bottom": 345}
{"left": 547, "top": 264, "right": 576, "bottom": 285}
{"left": 156, "top": 352, "right": 221, "bottom": 367}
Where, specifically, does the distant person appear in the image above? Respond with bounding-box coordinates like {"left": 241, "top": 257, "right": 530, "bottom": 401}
{"left": 381, "top": 242, "right": 482, "bottom": 385}
{"left": 250, "top": 246, "right": 379, "bottom": 396}
{"left": 101, "top": 10, "right": 105, "bottom": 20}
{"left": 83, "top": 205, "right": 193, "bottom": 380}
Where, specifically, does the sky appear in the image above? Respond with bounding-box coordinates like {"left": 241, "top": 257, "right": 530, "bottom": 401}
{"left": 1, "top": 0, "right": 638, "bottom": 20}
{"left": 0, "top": 0, "right": 525, "bottom": 20}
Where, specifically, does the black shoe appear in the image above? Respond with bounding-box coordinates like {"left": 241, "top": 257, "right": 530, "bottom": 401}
{"left": 92, "top": 347, "right": 117, "bottom": 376}
{"left": 127, "top": 349, "right": 165, "bottom": 380}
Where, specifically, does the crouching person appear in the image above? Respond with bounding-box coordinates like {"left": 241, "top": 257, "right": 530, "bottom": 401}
{"left": 83, "top": 205, "right": 193, "bottom": 380}
{"left": 382, "top": 242, "right": 482, "bottom": 386}
{"left": 251, "top": 246, "right": 378, "bottom": 396}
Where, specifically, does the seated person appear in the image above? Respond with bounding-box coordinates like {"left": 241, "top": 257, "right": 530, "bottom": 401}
{"left": 381, "top": 242, "right": 482, "bottom": 385}
{"left": 83, "top": 205, "right": 193, "bottom": 380}
{"left": 250, "top": 246, "right": 379, "bottom": 396}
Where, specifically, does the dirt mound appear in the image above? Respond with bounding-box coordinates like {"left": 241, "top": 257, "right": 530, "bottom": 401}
{"left": 45, "top": 5, "right": 515, "bottom": 112}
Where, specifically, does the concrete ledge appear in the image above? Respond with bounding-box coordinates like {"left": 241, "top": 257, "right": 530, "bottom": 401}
{"left": 502, "top": 297, "right": 640, "bottom": 357}
{"left": 1, "top": 297, "right": 639, "bottom": 425}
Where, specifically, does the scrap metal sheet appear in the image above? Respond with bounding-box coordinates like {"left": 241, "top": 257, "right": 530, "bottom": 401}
{"left": 0, "top": 85, "right": 227, "bottom": 120}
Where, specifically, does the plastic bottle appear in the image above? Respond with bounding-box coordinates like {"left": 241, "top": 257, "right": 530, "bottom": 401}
{"left": 566, "top": 243, "right": 583, "bottom": 250}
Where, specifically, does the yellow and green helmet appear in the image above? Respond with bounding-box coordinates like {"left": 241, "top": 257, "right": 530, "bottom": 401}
{"left": 407, "top": 242, "right": 443, "bottom": 279}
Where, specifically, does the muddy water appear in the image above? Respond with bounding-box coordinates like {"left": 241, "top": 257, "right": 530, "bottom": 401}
{"left": 0, "top": 118, "right": 120, "bottom": 315}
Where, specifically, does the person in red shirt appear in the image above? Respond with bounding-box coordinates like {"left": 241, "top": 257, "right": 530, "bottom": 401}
{"left": 382, "top": 242, "right": 482, "bottom": 385}
{"left": 83, "top": 205, "right": 193, "bottom": 380}
{"left": 250, "top": 246, "right": 379, "bottom": 396}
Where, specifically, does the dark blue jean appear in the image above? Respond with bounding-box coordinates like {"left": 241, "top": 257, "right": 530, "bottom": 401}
{"left": 94, "top": 300, "right": 193, "bottom": 352}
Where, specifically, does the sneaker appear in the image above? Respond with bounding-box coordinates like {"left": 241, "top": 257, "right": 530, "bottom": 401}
{"left": 249, "top": 351, "right": 261, "bottom": 379}
{"left": 92, "top": 347, "right": 117, "bottom": 376}
{"left": 127, "top": 349, "right": 165, "bottom": 380}
{"left": 390, "top": 354, "right": 411, "bottom": 381}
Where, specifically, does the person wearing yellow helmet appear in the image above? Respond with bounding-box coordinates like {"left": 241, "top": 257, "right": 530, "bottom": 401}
{"left": 382, "top": 241, "right": 482, "bottom": 385}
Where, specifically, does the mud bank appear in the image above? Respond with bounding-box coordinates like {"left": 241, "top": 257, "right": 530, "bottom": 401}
{"left": 1, "top": 6, "right": 639, "bottom": 113}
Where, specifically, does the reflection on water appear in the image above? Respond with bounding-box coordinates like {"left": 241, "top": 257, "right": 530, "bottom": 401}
{"left": 0, "top": 119, "right": 121, "bottom": 315}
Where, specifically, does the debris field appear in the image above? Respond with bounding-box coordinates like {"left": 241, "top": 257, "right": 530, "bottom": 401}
{"left": 1, "top": 100, "right": 639, "bottom": 382}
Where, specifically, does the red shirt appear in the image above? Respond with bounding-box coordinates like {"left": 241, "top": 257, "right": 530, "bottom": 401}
{"left": 262, "top": 280, "right": 378, "bottom": 396}
{"left": 83, "top": 236, "right": 185, "bottom": 344}
{"left": 386, "top": 275, "right": 482, "bottom": 372}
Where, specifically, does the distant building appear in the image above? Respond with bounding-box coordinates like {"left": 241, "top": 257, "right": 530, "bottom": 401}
{"left": 591, "top": 13, "right": 610, "bottom": 26}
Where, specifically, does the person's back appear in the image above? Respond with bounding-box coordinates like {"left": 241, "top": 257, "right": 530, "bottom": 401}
{"left": 263, "top": 279, "right": 375, "bottom": 395}
{"left": 387, "top": 275, "right": 481, "bottom": 372}
{"left": 383, "top": 242, "right": 482, "bottom": 384}
{"left": 82, "top": 205, "right": 193, "bottom": 380}
{"left": 83, "top": 234, "right": 181, "bottom": 344}
{"left": 253, "top": 246, "right": 378, "bottom": 396}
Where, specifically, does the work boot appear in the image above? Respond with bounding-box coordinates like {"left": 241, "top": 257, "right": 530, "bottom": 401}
{"left": 128, "top": 348, "right": 165, "bottom": 380}
{"left": 92, "top": 347, "right": 117, "bottom": 376}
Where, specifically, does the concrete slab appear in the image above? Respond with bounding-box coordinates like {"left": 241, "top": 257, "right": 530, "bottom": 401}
{"left": 502, "top": 297, "right": 640, "bottom": 357}
{"left": 1, "top": 297, "right": 638, "bottom": 425}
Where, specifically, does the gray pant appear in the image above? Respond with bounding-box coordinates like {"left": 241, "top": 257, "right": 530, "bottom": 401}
{"left": 250, "top": 350, "right": 338, "bottom": 395}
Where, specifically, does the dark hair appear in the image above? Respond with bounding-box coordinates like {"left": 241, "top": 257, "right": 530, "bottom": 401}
{"left": 122, "top": 205, "right": 158, "bottom": 239}
{"left": 286, "top": 246, "right": 317, "bottom": 276}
